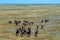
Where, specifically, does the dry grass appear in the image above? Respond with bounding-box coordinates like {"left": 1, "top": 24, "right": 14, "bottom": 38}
{"left": 0, "top": 5, "right": 60, "bottom": 40}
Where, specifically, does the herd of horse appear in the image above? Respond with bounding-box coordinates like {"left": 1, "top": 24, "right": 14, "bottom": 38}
{"left": 8, "top": 19, "right": 49, "bottom": 37}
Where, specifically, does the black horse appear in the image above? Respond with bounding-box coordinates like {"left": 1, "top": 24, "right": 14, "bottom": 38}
{"left": 27, "top": 28, "right": 31, "bottom": 37}
{"left": 35, "top": 29, "right": 38, "bottom": 37}
{"left": 45, "top": 19, "right": 49, "bottom": 23}
{"left": 16, "top": 29, "right": 19, "bottom": 36}
{"left": 14, "top": 20, "right": 21, "bottom": 26}
{"left": 8, "top": 21, "right": 12, "bottom": 24}
{"left": 41, "top": 20, "right": 44, "bottom": 23}
{"left": 35, "top": 26, "right": 39, "bottom": 37}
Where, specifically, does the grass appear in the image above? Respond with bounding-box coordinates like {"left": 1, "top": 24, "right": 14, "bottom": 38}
{"left": 0, "top": 5, "right": 60, "bottom": 40}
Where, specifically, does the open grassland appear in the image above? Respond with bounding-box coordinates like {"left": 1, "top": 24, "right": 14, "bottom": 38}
{"left": 0, "top": 5, "right": 60, "bottom": 40}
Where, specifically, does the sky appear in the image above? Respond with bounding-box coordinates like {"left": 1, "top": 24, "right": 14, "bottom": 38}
{"left": 0, "top": 0, "right": 60, "bottom": 4}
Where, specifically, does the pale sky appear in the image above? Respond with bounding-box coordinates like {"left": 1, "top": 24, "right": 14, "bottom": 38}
{"left": 0, "top": 0, "right": 60, "bottom": 4}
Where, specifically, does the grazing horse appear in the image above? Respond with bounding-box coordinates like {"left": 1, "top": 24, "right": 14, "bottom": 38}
{"left": 45, "top": 19, "right": 49, "bottom": 23}
{"left": 23, "top": 21, "right": 29, "bottom": 26}
{"left": 14, "top": 20, "right": 18, "bottom": 25}
{"left": 27, "top": 27, "right": 31, "bottom": 37}
{"left": 23, "top": 21, "right": 29, "bottom": 23}
{"left": 19, "top": 26, "right": 26, "bottom": 37}
{"left": 16, "top": 29, "right": 19, "bottom": 36}
{"left": 23, "top": 22, "right": 28, "bottom": 26}
{"left": 35, "top": 26, "right": 39, "bottom": 37}
{"left": 8, "top": 21, "right": 12, "bottom": 24}
{"left": 29, "top": 21, "right": 34, "bottom": 25}
{"left": 35, "top": 29, "right": 38, "bottom": 37}
{"left": 14, "top": 20, "right": 21, "bottom": 26}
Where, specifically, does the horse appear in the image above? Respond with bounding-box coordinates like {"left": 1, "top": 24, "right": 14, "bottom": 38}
{"left": 16, "top": 29, "right": 19, "bottom": 36}
{"left": 19, "top": 26, "right": 26, "bottom": 37}
{"left": 27, "top": 27, "right": 31, "bottom": 37}
{"left": 8, "top": 21, "right": 12, "bottom": 24}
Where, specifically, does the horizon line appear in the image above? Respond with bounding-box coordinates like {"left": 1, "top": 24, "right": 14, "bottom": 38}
{"left": 0, "top": 3, "right": 60, "bottom": 5}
